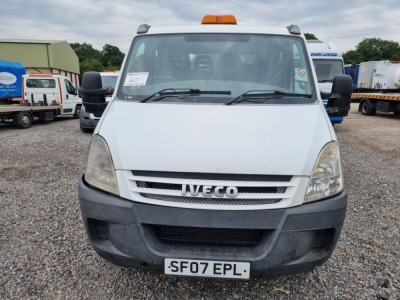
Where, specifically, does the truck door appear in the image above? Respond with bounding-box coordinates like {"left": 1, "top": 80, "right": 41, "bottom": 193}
{"left": 62, "top": 78, "right": 81, "bottom": 115}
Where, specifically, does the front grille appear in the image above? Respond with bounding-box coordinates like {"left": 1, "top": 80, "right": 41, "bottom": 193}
{"left": 130, "top": 170, "right": 294, "bottom": 206}
{"left": 152, "top": 225, "right": 264, "bottom": 248}
{"left": 136, "top": 181, "right": 284, "bottom": 194}
{"left": 141, "top": 194, "right": 281, "bottom": 205}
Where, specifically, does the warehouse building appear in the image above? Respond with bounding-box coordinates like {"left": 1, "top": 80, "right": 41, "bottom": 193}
{"left": 0, "top": 39, "right": 80, "bottom": 86}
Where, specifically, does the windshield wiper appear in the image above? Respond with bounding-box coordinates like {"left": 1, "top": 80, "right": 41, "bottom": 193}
{"left": 140, "top": 88, "right": 231, "bottom": 103}
{"left": 226, "top": 90, "right": 312, "bottom": 105}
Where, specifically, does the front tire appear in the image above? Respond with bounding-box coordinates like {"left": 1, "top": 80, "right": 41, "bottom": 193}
{"left": 17, "top": 111, "right": 33, "bottom": 129}
{"left": 360, "top": 100, "right": 376, "bottom": 115}
{"left": 74, "top": 105, "right": 82, "bottom": 119}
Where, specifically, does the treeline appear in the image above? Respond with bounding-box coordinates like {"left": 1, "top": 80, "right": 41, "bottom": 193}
{"left": 342, "top": 38, "right": 400, "bottom": 64}
{"left": 69, "top": 42, "right": 125, "bottom": 76}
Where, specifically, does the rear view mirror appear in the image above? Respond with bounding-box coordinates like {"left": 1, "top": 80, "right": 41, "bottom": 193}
{"left": 331, "top": 75, "right": 353, "bottom": 94}
{"left": 80, "top": 72, "right": 108, "bottom": 116}
{"left": 326, "top": 75, "right": 353, "bottom": 117}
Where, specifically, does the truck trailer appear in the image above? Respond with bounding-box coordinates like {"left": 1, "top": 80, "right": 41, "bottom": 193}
{"left": 0, "top": 74, "right": 82, "bottom": 128}
{"left": 0, "top": 60, "right": 25, "bottom": 103}
{"left": 349, "top": 60, "right": 400, "bottom": 115}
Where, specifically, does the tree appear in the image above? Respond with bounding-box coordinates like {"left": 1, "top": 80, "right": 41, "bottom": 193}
{"left": 80, "top": 58, "right": 104, "bottom": 74}
{"left": 342, "top": 50, "right": 364, "bottom": 65}
{"left": 101, "top": 44, "right": 124, "bottom": 70}
{"left": 70, "top": 42, "right": 102, "bottom": 63}
{"left": 304, "top": 33, "right": 318, "bottom": 40}
{"left": 343, "top": 38, "right": 400, "bottom": 64}
{"left": 70, "top": 42, "right": 125, "bottom": 75}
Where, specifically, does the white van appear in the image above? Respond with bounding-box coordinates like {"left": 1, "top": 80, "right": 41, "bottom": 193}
{"left": 23, "top": 74, "right": 81, "bottom": 117}
{"left": 78, "top": 15, "right": 352, "bottom": 278}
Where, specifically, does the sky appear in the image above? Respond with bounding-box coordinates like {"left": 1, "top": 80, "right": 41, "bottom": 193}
{"left": 1, "top": 0, "right": 400, "bottom": 55}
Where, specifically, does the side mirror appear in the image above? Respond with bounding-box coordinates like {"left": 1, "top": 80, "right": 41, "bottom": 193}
{"left": 326, "top": 75, "right": 353, "bottom": 117}
{"left": 80, "top": 71, "right": 108, "bottom": 116}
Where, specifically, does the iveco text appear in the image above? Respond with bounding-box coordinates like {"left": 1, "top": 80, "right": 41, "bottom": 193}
{"left": 181, "top": 185, "right": 239, "bottom": 198}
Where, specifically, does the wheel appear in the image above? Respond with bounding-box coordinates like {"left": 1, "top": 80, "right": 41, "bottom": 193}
{"left": 360, "top": 100, "right": 376, "bottom": 116}
{"left": 17, "top": 111, "right": 33, "bottom": 129}
{"left": 74, "top": 105, "right": 81, "bottom": 119}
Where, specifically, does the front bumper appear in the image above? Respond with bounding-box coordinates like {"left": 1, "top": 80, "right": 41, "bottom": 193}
{"left": 79, "top": 109, "right": 99, "bottom": 130}
{"left": 78, "top": 177, "right": 347, "bottom": 276}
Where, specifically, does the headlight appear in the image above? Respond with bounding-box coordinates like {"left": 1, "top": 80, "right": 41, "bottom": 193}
{"left": 304, "top": 142, "right": 343, "bottom": 203}
{"left": 84, "top": 135, "right": 119, "bottom": 195}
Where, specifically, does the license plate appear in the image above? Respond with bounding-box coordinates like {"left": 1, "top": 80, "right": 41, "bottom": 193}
{"left": 165, "top": 258, "right": 250, "bottom": 279}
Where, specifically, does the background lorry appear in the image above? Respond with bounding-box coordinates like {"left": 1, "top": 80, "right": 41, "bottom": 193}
{"left": 0, "top": 74, "right": 82, "bottom": 129}
{"left": 0, "top": 60, "right": 25, "bottom": 103}
{"left": 346, "top": 60, "right": 400, "bottom": 115}
{"left": 307, "top": 40, "right": 349, "bottom": 124}
{"left": 79, "top": 71, "right": 119, "bottom": 133}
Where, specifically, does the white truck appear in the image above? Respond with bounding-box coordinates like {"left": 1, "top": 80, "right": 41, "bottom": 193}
{"left": 0, "top": 74, "right": 82, "bottom": 129}
{"left": 78, "top": 15, "right": 353, "bottom": 278}
{"left": 80, "top": 71, "right": 119, "bottom": 133}
{"left": 351, "top": 60, "right": 400, "bottom": 115}
{"left": 307, "top": 40, "right": 348, "bottom": 124}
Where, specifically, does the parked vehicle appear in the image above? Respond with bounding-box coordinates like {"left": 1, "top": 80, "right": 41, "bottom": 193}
{"left": 0, "top": 60, "right": 25, "bottom": 103}
{"left": 79, "top": 15, "right": 353, "bottom": 279}
{"left": 344, "top": 63, "right": 359, "bottom": 88}
{"left": 307, "top": 40, "right": 348, "bottom": 124}
{"left": 347, "top": 61, "right": 400, "bottom": 115}
{"left": 0, "top": 74, "right": 81, "bottom": 129}
{"left": 80, "top": 71, "right": 119, "bottom": 133}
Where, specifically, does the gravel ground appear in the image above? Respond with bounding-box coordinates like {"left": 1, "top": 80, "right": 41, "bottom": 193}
{"left": 1, "top": 104, "right": 399, "bottom": 300}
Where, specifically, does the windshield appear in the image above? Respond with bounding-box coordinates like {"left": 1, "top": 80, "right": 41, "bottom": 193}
{"left": 101, "top": 75, "right": 118, "bottom": 89}
{"left": 312, "top": 59, "right": 344, "bottom": 83}
{"left": 118, "top": 33, "right": 316, "bottom": 104}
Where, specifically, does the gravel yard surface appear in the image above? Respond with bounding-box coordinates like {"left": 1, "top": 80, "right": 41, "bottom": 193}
{"left": 1, "top": 104, "right": 399, "bottom": 299}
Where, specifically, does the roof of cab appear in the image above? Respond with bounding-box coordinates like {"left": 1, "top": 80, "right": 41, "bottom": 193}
{"left": 137, "top": 24, "right": 300, "bottom": 37}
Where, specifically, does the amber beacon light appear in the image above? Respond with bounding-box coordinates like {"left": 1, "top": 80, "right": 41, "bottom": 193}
{"left": 201, "top": 15, "right": 237, "bottom": 25}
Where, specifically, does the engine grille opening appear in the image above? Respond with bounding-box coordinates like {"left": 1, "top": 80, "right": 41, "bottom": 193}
{"left": 132, "top": 170, "right": 292, "bottom": 182}
{"left": 152, "top": 225, "right": 265, "bottom": 248}
{"left": 136, "top": 181, "right": 285, "bottom": 194}
{"left": 131, "top": 171, "right": 293, "bottom": 206}
{"left": 141, "top": 194, "right": 282, "bottom": 205}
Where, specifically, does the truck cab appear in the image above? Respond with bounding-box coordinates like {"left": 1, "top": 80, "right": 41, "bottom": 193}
{"left": 307, "top": 40, "right": 349, "bottom": 124}
{"left": 22, "top": 74, "right": 82, "bottom": 117}
{"left": 78, "top": 15, "right": 353, "bottom": 278}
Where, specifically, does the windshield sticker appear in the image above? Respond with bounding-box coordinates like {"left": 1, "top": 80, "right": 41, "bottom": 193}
{"left": 124, "top": 72, "right": 149, "bottom": 86}
{"left": 295, "top": 68, "right": 308, "bottom": 81}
